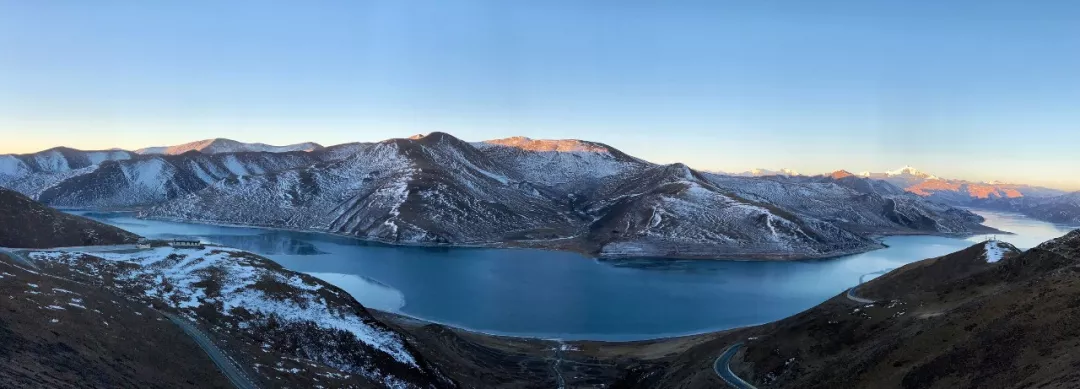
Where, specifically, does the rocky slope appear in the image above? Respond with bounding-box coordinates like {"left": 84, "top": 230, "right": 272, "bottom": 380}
{"left": 135, "top": 138, "right": 324, "bottom": 155}
{"left": 0, "top": 188, "right": 139, "bottom": 248}
{"left": 2, "top": 133, "right": 993, "bottom": 259}
{"left": 621, "top": 230, "right": 1080, "bottom": 388}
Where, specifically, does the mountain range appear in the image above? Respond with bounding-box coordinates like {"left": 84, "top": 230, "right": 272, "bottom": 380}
{"left": 738, "top": 165, "right": 1078, "bottom": 225}
{"left": 135, "top": 138, "right": 324, "bottom": 155}
{"left": 0, "top": 133, "right": 998, "bottom": 260}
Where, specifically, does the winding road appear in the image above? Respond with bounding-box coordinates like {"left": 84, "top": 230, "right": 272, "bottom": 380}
{"left": 846, "top": 286, "right": 877, "bottom": 304}
{"left": 714, "top": 343, "right": 757, "bottom": 389}
{"left": 846, "top": 268, "right": 891, "bottom": 304}
{"left": 550, "top": 342, "right": 567, "bottom": 389}
{"left": 0, "top": 247, "right": 39, "bottom": 269}
{"left": 160, "top": 311, "right": 260, "bottom": 389}
{"left": 1, "top": 246, "right": 258, "bottom": 389}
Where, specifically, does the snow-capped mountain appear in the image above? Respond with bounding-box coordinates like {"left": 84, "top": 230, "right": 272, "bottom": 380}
{"left": 729, "top": 168, "right": 802, "bottom": 177}
{"left": 1, "top": 134, "right": 994, "bottom": 259}
{"left": 135, "top": 138, "right": 324, "bottom": 155}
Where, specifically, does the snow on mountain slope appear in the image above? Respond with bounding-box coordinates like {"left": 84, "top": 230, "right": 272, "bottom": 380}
{"left": 142, "top": 132, "right": 995, "bottom": 259}
{"left": 149, "top": 133, "right": 578, "bottom": 245}
{"left": 474, "top": 136, "right": 647, "bottom": 193}
{"left": 28, "top": 246, "right": 454, "bottom": 388}
{"left": 703, "top": 173, "right": 991, "bottom": 235}
{"left": 30, "top": 152, "right": 321, "bottom": 208}
{"left": 135, "top": 138, "right": 324, "bottom": 155}
{"left": 584, "top": 164, "right": 877, "bottom": 258}
{"left": 5, "top": 133, "right": 998, "bottom": 259}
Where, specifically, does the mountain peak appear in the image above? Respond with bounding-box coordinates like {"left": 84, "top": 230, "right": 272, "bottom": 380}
{"left": 885, "top": 165, "right": 936, "bottom": 179}
{"left": 738, "top": 168, "right": 800, "bottom": 177}
{"left": 830, "top": 170, "right": 856, "bottom": 179}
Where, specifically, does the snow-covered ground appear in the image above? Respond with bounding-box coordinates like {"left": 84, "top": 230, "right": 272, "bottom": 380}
{"left": 27, "top": 246, "right": 430, "bottom": 386}
{"left": 983, "top": 240, "right": 1008, "bottom": 263}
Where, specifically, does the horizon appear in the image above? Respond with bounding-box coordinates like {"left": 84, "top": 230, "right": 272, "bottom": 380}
{"left": 3, "top": 1, "right": 1080, "bottom": 191}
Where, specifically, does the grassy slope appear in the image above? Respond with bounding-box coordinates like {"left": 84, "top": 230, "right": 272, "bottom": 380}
{"left": 0, "top": 188, "right": 139, "bottom": 248}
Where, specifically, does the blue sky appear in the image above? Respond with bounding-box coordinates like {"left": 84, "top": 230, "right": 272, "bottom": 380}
{"left": 2, "top": 1, "right": 1078, "bottom": 190}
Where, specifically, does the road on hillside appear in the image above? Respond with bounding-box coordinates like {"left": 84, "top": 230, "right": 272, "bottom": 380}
{"left": 0, "top": 247, "right": 38, "bottom": 269}
{"left": 48, "top": 244, "right": 139, "bottom": 253}
{"left": 159, "top": 312, "right": 260, "bottom": 389}
{"left": 714, "top": 343, "right": 757, "bottom": 389}
{"left": 846, "top": 268, "right": 891, "bottom": 304}
{"left": 846, "top": 287, "right": 877, "bottom": 304}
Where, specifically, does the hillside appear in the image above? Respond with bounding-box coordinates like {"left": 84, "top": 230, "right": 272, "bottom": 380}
{"left": 0, "top": 251, "right": 235, "bottom": 388}
{"left": 0, "top": 188, "right": 139, "bottom": 248}
{"left": 621, "top": 230, "right": 1080, "bottom": 388}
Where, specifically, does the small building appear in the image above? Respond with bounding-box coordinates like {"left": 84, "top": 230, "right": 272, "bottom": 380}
{"left": 170, "top": 239, "right": 203, "bottom": 249}
{"left": 136, "top": 238, "right": 151, "bottom": 249}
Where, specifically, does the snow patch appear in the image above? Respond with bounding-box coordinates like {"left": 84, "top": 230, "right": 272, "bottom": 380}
{"left": 984, "top": 240, "right": 1008, "bottom": 263}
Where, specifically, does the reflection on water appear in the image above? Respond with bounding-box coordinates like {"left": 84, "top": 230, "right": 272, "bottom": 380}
{"left": 306, "top": 272, "right": 406, "bottom": 311}
{"left": 70, "top": 209, "right": 1076, "bottom": 341}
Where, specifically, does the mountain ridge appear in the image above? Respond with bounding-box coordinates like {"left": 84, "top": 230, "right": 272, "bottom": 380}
{"left": 135, "top": 138, "right": 324, "bottom": 155}
{"left": 1, "top": 133, "right": 995, "bottom": 260}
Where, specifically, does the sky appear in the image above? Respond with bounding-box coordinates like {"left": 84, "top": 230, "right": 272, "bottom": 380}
{"left": 1, "top": 1, "right": 1078, "bottom": 190}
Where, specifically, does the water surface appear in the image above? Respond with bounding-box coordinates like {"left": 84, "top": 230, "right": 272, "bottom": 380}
{"left": 73, "top": 210, "right": 1076, "bottom": 341}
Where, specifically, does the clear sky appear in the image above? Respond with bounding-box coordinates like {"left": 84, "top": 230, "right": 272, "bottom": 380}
{"left": 2, "top": 1, "right": 1078, "bottom": 190}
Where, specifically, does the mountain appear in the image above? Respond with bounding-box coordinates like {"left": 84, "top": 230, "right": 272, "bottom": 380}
{"left": 623, "top": 230, "right": 1080, "bottom": 388}
{"left": 134, "top": 138, "right": 324, "bottom": 155}
{"left": 0, "top": 187, "right": 139, "bottom": 248}
{"left": 976, "top": 191, "right": 1080, "bottom": 224}
{"left": 143, "top": 132, "right": 990, "bottom": 259}
{"left": 728, "top": 168, "right": 801, "bottom": 177}
{"left": 708, "top": 172, "right": 991, "bottom": 235}
{"left": 0, "top": 145, "right": 360, "bottom": 208}
{"left": 1, "top": 133, "right": 993, "bottom": 259}
{"left": 857, "top": 166, "right": 1067, "bottom": 205}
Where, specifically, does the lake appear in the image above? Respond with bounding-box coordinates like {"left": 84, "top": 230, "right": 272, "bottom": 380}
{"left": 72, "top": 210, "right": 1077, "bottom": 341}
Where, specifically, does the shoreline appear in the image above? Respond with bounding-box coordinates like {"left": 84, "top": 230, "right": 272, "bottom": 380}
{"left": 84, "top": 211, "right": 979, "bottom": 262}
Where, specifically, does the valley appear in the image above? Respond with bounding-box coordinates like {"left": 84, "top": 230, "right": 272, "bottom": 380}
{"left": 70, "top": 208, "right": 1075, "bottom": 341}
